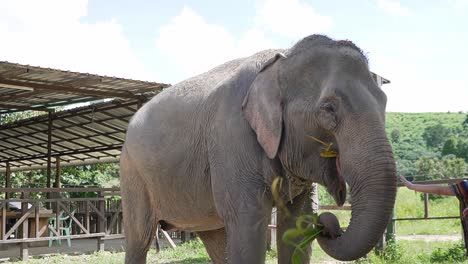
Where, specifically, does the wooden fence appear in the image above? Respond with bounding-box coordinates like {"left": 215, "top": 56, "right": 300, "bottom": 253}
{"left": 0, "top": 187, "right": 123, "bottom": 260}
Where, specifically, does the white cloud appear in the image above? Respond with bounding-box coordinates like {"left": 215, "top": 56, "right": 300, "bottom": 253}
{"left": 155, "top": 6, "right": 276, "bottom": 80}
{"left": 255, "top": 0, "right": 332, "bottom": 39}
{"left": 155, "top": 1, "right": 332, "bottom": 81}
{"left": 155, "top": 7, "right": 236, "bottom": 78}
{"left": 377, "top": 0, "right": 412, "bottom": 16}
{"left": 0, "top": 0, "right": 155, "bottom": 81}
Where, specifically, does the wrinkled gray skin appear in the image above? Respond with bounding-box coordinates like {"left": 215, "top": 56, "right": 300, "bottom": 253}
{"left": 120, "top": 35, "right": 397, "bottom": 264}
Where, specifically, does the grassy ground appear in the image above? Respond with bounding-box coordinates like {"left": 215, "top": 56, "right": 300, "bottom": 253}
{"left": 320, "top": 187, "right": 462, "bottom": 236}
{"left": 10, "top": 239, "right": 467, "bottom": 263}
{"left": 395, "top": 188, "right": 461, "bottom": 235}
{"left": 9, "top": 188, "right": 466, "bottom": 263}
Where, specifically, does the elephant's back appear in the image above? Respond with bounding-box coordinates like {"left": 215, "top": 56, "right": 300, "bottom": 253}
{"left": 162, "top": 57, "right": 246, "bottom": 100}
{"left": 124, "top": 57, "right": 247, "bottom": 176}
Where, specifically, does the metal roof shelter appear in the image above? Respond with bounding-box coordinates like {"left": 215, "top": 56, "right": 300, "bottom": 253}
{"left": 0, "top": 61, "right": 170, "bottom": 189}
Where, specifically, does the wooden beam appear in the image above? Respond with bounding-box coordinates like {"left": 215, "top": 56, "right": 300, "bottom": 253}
{"left": 5, "top": 162, "right": 11, "bottom": 200}
{"left": 64, "top": 77, "right": 102, "bottom": 88}
{"left": 0, "top": 77, "right": 139, "bottom": 99}
{"left": 46, "top": 112, "right": 52, "bottom": 191}
{"left": 0, "top": 68, "right": 28, "bottom": 79}
{"left": 0, "top": 103, "right": 50, "bottom": 112}
{"left": 161, "top": 230, "right": 177, "bottom": 248}
{"left": 54, "top": 157, "right": 61, "bottom": 188}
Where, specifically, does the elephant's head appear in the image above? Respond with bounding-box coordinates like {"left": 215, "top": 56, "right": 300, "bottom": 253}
{"left": 242, "top": 35, "right": 397, "bottom": 261}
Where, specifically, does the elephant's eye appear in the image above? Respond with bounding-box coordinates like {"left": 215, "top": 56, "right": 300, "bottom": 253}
{"left": 318, "top": 99, "right": 339, "bottom": 131}
{"left": 321, "top": 101, "right": 336, "bottom": 114}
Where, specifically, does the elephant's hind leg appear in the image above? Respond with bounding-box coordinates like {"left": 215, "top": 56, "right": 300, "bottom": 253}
{"left": 121, "top": 153, "right": 158, "bottom": 264}
{"left": 198, "top": 228, "right": 227, "bottom": 264}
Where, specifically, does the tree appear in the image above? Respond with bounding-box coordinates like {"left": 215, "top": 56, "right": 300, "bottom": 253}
{"left": 441, "top": 156, "right": 466, "bottom": 178}
{"left": 416, "top": 156, "right": 443, "bottom": 180}
{"left": 442, "top": 137, "right": 458, "bottom": 156}
{"left": 422, "top": 124, "right": 451, "bottom": 149}
{"left": 456, "top": 139, "right": 468, "bottom": 162}
{"left": 390, "top": 128, "right": 401, "bottom": 143}
{"left": 416, "top": 156, "right": 467, "bottom": 180}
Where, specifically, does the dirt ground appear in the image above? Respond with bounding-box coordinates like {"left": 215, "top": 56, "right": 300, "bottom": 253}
{"left": 396, "top": 234, "right": 461, "bottom": 242}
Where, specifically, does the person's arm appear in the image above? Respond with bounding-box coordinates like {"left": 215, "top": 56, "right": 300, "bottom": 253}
{"left": 399, "top": 175, "right": 455, "bottom": 196}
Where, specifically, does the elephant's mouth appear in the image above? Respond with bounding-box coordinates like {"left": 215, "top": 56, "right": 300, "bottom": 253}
{"left": 325, "top": 150, "right": 346, "bottom": 207}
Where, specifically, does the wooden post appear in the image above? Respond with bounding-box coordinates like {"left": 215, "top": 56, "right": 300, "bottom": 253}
{"left": 5, "top": 162, "right": 11, "bottom": 200}
{"left": 35, "top": 202, "right": 39, "bottom": 238}
{"left": 385, "top": 208, "right": 396, "bottom": 243}
{"left": 424, "top": 193, "right": 429, "bottom": 218}
{"left": 154, "top": 226, "right": 161, "bottom": 252}
{"left": 54, "top": 157, "right": 61, "bottom": 188}
{"left": 46, "top": 112, "right": 53, "bottom": 191}
{"left": 181, "top": 231, "right": 191, "bottom": 243}
{"left": 20, "top": 191, "right": 29, "bottom": 261}
{"left": 270, "top": 208, "right": 277, "bottom": 249}
{"left": 85, "top": 201, "right": 90, "bottom": 233}
{"left": 1, "top": 201, "right": 6, "bottom": 240}
{"left": 97, "top": 191, "right": 105, "bottom": 251}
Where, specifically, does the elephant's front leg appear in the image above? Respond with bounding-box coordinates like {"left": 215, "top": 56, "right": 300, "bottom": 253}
{"left": 222, "top": 189, "right": 272, "bottom": 264}
{"left": 277, "top": 190, "right": 313, "bottom": 264}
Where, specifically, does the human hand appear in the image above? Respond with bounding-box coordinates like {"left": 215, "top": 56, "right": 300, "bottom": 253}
{"left": 463, "top": 208, "right": 468, "bottom": 219}
{"left": 399, "top": 175, "right": 413, "bottom": 189}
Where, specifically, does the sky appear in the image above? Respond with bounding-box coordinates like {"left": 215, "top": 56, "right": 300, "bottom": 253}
{"left": 0, "top": 0, "right": 467, "bottom": 112}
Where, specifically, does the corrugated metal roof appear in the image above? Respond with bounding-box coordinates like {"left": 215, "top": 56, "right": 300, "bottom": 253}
{"left": 0, "top": 61, "right": 172, "bottom": 172}
{"left": 0, "top": 100, "right": 139, "bottom": 172}
{"left": 0, "top": 61, "right": 170, "bottom": 114}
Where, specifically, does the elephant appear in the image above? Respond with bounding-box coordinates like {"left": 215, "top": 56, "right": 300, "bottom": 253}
{"left": 120, "top": 34, "right": 397, "bottom": 263}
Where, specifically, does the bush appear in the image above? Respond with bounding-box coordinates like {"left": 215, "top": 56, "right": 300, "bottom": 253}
{"left": 430, "top": 243, "right": 466, "bottom": 263}
{"left": 379, "top": 239, "right": 404, "bottom": 262}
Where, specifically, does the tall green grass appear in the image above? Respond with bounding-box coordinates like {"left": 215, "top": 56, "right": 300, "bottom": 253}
{"left": 395, "top": 188, "right": 461, "bottom": 235}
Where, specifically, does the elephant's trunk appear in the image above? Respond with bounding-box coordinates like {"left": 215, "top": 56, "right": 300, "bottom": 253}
{"left": 317, "top": 125, "right": 397, "bottom": 261}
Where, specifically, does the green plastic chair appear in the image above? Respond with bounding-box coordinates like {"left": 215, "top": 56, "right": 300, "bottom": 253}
{"left": 48, "top": 210, "right": 75, "bottom": 247}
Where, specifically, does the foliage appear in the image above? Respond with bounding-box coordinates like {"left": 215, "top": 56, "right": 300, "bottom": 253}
{"left": 386, "top": 112, "right": 467, "bottom": 180}
{"left": 416, "top": 156, "right": 444, "bottom": 180}
{"left": 430, "top": 242, "right": 466, "bottom": 263}
{"left": 1, "top": 164, "right": 120, "bottom": 199}
{"left": 390, "top": 128, "right": 401, "bottom": 143}
{"left": 282, "top": 214, "right": 323, "bottom": 264}
{"left": 318, "top": 184, "right": 335, "bottom": 205}
{"left": 376, "top": 239, "right": 404, "bottom": 262}
{"left": 416, "top": 156, "right": 466, "bottom": 181}
{"left": 442, "top": 137, "right": 459, "bottom": 156}
{"left": 459, "top": 140, "right": 468, "bottom": 162}
{"left": 422, "top": 124, "right": 452, "bottom": 149}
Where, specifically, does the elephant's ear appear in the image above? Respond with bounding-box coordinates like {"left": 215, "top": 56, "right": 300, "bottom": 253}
{"left": 242, "top": 53, "right": 285, "bottom": 159}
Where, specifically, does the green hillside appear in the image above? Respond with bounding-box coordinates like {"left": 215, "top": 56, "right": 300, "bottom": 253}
{"left": 385, "top": 112, "right": 467, "bottom": 179}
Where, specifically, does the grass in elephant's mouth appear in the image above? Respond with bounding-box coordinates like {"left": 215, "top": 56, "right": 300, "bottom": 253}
{"left": 272, "top": 176, "right": 324, "bottom": 264}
